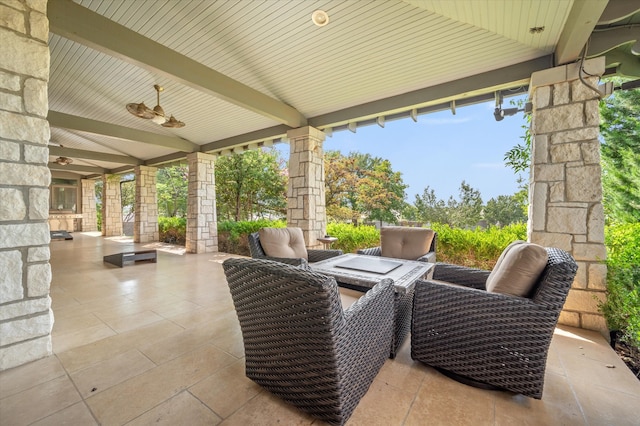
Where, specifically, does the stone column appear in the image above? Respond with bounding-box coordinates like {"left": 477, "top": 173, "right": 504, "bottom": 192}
{"left": 0, "top": 0, "right": 54, "bottom": 371}
{"left": 186, "top": 152, "right": 218, "bottom": 253}
{"left": 528, "top": 57, "right": 608, "bottom": 336}
{"left": 102, "top": 174, "right": 123, "bottom": 237}
{"left": 287, "top": 126, "right": 327, "bottom": 249}
{"left": 81, "top": 179, "right": 98, "bottom": 231}
{"left": 134, "top": 166, "right": 159, "bottom": 243}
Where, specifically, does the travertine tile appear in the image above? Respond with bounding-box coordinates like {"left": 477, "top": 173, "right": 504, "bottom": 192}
{"left": 0, "top": 375, "right": 81, "bottom": 425}
{"left": 30, "top": 401, "right": 98, "bottom": 426}
{"left": 86, "top": 344, "right": 236, "bottom": 425}
{"left": 53, "top": 323, "right": 117, "bottom": 354}
{"left": 70, "top": 349, "right": 156, "bottom": 397}
{"left": 571, "top": 382, "right": 640, "bottom": 426}
{"left": 126, "top": 390, "right": 221, "bottom": 425}
{"left": 0, "top": 355, "right": 66, "bottom": 399}
{"left": 100, "top": 310, "right": 165, "bottom": 333}
{"left": 57, "top": 320, "right": 184, "bottom": 373}
{"left": 404, "top": 370, "right": 495, "bottom": 426}
{"left": 220, "top": 389, "right": 314, "bottom": 425}
{"left": 189, "top": 359, "right": 261, "bottom": 418}
{"left": 494, "top": 371, "right": 585, "bottom": 426}
{"left": 347, "top": 376, "right": 416, "bottom": 425}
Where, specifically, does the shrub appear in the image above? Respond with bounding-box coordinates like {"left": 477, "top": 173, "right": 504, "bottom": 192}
{"left": 158, "top": 216, "right": 186, "bottom": 245}
{"left": 326, "top": 222, "right": 380, "bottom": 254}
{"left": 431, "top": 223, "right": 527, "bottom": 270}
{"left": 217, "top": 219, "right": 286, "bottom": 255}
{"left": 601, "top": 223, "right": 640, "bottom": 348}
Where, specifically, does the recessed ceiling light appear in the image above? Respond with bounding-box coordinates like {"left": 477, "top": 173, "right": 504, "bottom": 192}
{"left": 312, "top": 10, "right": 329, "bottom": 27}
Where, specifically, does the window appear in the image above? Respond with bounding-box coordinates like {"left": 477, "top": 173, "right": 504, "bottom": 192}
{"left": 50, "top": 178, "right": 78, "bottom": 213}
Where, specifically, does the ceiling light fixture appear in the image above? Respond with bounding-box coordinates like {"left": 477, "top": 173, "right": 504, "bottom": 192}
{"left": 312, "top": 10, "right": 329, "bottom": 27}
{"left": 55, "top": 156, "right": 73, "bottom": 166}
{"left": 126, "top": 84, "right": 185, "bottom": 128}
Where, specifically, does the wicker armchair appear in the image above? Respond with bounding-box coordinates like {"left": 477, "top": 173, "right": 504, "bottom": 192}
{"left": 248, "top": 230, "right": 343, "bottom": 266}
{"left": 411, "top": 247, "right": 578, "bottom": 399}
{"left": 222, "top": 257, "right": 395, "bottom": 425}
{"left": 357, "top": 228, "right": 437, "bottom": 263}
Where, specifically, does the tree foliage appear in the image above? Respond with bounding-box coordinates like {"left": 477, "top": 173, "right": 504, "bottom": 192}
{"left": 215, "top": 148, "right": 287, "bottom": 221}
{"left": 484, "top": 194, "right": 527, "bottom": 226}
{"left": 600, "top": 87, "right": 640, "bottom": 223}
{"left": 157, "top": 165, "right": 189, "bottom": 217}
{"left": 324, "top": 151, "right": 407, "bottom": 224}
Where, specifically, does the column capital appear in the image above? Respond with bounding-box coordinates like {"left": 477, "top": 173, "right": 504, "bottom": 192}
{"left": 530, "top": 57, "right": 605, "bottom": 89}
{"left": 287, "top": 126, "right": 325, "bottom": 142}
{"left": 186, "top": 152, "right": 217, "bottom": 162}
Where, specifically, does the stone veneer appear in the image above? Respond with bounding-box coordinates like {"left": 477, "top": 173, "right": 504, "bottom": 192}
{"left": 102, "top": 174, "right": 123, "bottom": 237}
{"left": 528, "top": 58, "right": 608, "bottom": 336}
{"left": 287, "top": 126, "right": 327, "bottom": 249}
{"left": 186, "top": 152, "right": 218, "bottom": 253}
{"left": 134, "top": 165, "right": 159, "bottom": 243}
{"left": 81, "top": 178, "right": 98, "bottom": 231}
{"left": 0, "top": 0, "right": 53, "bottom": 370}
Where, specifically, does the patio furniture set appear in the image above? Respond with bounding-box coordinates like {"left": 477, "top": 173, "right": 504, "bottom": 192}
{"left": 223, "top": 227, "right": 578, "bottom": 425}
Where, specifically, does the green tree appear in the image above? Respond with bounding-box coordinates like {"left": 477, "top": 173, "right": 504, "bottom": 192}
{"left": 448, "top": 181, "right": 483, "bottom": 228}
{"left": 484, "top": 194, "right": 527, "bottom": 226}
{"left": 600, "top": 87, "right": 640, "bottom": 223}
{"left": 324, "top": 151, "right": 407, "bottom": 224}
{"left": 157, "top": 164, "right": 189, "bottom": 217}
{"left": 215, "top": 148, "right": 287, "bottom": 221}
{"left": 414, "top": 186, "right": 449, "bottom": 225}
{"left": 359, "top": 158, "right": 407, "bottom": 225}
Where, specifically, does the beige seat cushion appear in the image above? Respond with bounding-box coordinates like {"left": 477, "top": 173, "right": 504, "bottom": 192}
{"left": 259, "top": 227, "right": 308, "bottom": 260}
{"left": 486, "top": 242, "right": 548, "bottom": 297}
{"left": 380, "top": 227, "right": 435, "bottom": 260}
{"left": 338, "top": 287, "right": 365, "bottom": 310}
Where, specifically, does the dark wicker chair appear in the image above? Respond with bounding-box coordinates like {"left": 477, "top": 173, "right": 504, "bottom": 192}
{"left": 248, "top": 230, "right": 343, "bottom": 266}
{"left": 222, "top": 257, "right": 395, "bottom": 426}
{"left": 410, "top": 247, "right": 578, "bottom": 399}
{"left": 357, "top": 231, "right": 437, "bottom": 263}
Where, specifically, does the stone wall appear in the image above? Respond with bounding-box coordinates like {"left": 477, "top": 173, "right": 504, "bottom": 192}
{"left": 529, "top": 58, "right": 608, "bottom": 336}
{"left": 186, "top": 152, "right": 218, "bottom": 253}
{"left": 81, "top": 178, "right": 98, "bottom": 231}
{"left": 0, "top": 0, "right": 54, "bottom": 370}
{"left": 134, "top": 165, "right": 158, "bottom": 243}
{"left": 287, "top": 126, "right": 327, "bottom": 249}
{"left": 102, "top": 174, "right": 123, "bottom": 237}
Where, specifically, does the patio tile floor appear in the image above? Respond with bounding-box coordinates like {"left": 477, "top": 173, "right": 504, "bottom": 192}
{"left": 1, "top": 233, "right": 638, "bottom": 425}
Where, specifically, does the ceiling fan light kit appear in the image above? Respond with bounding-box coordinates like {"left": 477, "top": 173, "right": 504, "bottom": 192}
{"left": 126, "top": 84, "right": 185, "bottom": 128}
{"left": 55, "top": 156, "right": 73, "bottom": 166}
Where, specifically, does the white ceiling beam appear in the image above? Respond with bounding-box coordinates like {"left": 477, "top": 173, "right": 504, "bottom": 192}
{"left": 48, "top": 111, "right": 199, "bottom": 152}
{"left": 589, "top": 27, "right": 640, "bottom": 56}
{"left": 48, "top": 146, "right": 143, "bottom": 165}
{"left": 201, "top": 125, "right": 290, "bottom": 153}
{"left": 47, "top": 0, "right": 307, "bottom": 129}
{"left": 555, "top": 0, "right": 610, "bottom": 65}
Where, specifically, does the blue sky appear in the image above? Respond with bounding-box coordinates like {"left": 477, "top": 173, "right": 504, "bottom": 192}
{"left": 278, "top": 95, "right": 529, "bottom": 203}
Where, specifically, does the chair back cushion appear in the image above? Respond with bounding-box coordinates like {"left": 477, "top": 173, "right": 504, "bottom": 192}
{"left": 486, "top": 242, "right": 548, "bottom": 297}
{"left": 381, "top": 227, "right": 435, "bottom": 260}
{"left": 259, "top": 227, "right": 308, "bottom": 260}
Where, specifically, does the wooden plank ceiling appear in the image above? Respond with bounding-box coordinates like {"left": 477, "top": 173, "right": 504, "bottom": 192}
{"left": 45, "top": 0, "right": 638, "bottom": 175}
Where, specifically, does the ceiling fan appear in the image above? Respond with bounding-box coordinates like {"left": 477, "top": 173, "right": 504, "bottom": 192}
{"left": 55, "top": 156, "right": 73, "bottom": 166}
{"left": 126, "top": 84, "right": 185, "bottom": 128}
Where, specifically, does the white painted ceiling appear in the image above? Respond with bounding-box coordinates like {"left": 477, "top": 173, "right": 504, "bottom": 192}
{"left": 46, "top": 0, "right": 640, "bottom": 176}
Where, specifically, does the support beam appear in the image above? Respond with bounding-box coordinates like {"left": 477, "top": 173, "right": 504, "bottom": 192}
{"left": 309, "top": 56, "right": 551, "bottom": 129}
{"left": 48, "top": 0, "right": 307, "bottom": 129}
{"left": 200, "top": 124, "right": 290, "bottom": 153}
{"left": 49, "top": 146, "right": 143, "bottom": 165}
{"left": 598, "top": 0, "right": 640, "bottom": 24}
{"left": 48, "top": 111, "right": 199, "bottom": 152}
{"left": 48, "top": 163, "right": 107, "bottom": 174}
{"left": 589, "top": 27, "right": 640, "bottom": 56}
{"left": 555, "top": 0, "right": 609, "bottom": 65}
